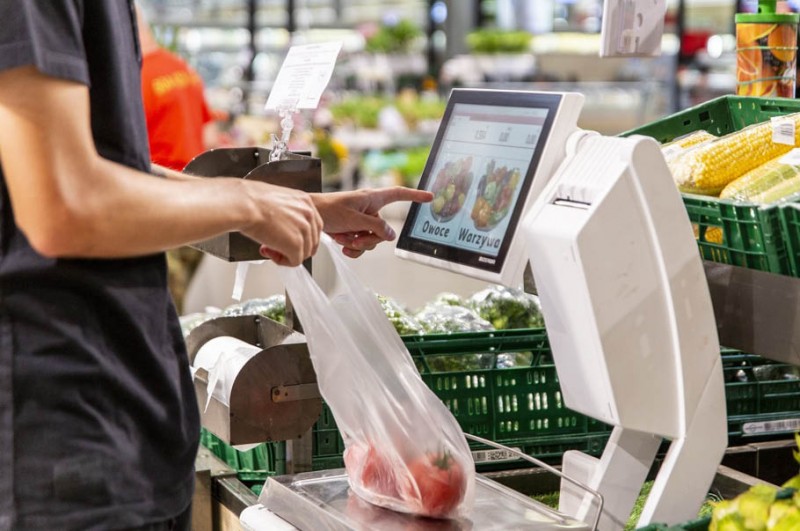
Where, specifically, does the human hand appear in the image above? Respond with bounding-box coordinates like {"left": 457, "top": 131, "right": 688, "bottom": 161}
{"left": 311, "top": 187, "right": 433, "bottom": 258}
{"left": 239, "top": 182, "right": 323, "bottom": 266}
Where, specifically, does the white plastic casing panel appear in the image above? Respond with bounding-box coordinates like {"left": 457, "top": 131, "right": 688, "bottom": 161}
{"left": 600, "top": 0, "right": 667, "bottom": 57}
{"left": 523, "top": 135, "right": 721, "bottom": 438}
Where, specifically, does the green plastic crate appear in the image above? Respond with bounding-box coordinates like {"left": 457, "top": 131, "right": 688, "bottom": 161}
{"left": 779, "top": 203, "right": 800, "bottom": 276}
{"left": 410, "top": 329, "right": 612, "bottom": 461}
{"left": 623, "top": 95, "right": 800, "bottom": 276}
{"left": 200, "top": 329, "right": 613, "bottom": 481}
{"left": 309, "top": 329, "right": 613, "bottom": 472}
{"left": 200, "top": 428, "right": 284, "bottom": 481}
{"left": 199, "top": 330, "right": 800, "bottom": 482}
{"left": 722, "top": 352, "right": 800, "bottom": 440}
{"left": 683, "top": 195, "right": 790, "bottom": 274}
{"left": 410, "top": 329, "right": 583, "bottom": 440}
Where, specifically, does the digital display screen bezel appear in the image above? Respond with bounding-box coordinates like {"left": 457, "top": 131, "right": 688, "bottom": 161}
{"left": 396, "top": 89, "right": 563, "bottom": 274}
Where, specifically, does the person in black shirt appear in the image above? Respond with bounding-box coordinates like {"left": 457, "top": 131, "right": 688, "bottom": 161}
{"left": 0, "top": 2, "right": 431, "bottom": 530}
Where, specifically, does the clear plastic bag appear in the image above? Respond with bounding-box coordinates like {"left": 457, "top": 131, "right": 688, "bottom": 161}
{"left": 660, "top": 130, "right": 716, "bottom": 162}
{"left": 278, "top": 236, "right": 475, "bottom": 519}
{"left": 219, "top": 295, "right": 287, "bottom": 324}
{"left": 376, "top": 294, "right": 424, "bottom": 336}
{"left": 468, "top": 285, "right": 544, "bottom": 330}
{"left": 414, "top": 303, "right": 494, "bottom": 334}
{"left": 179, "top": 312, "right": 212, "bottom": 338}
{"left": 667, "top": 114, "right": 800, "bottom": 196}
{"left": 431, "top": 292, "right": 466, "bottom": 307}
{"left": 719, "top": 156, "right": 800, "bottom": 203}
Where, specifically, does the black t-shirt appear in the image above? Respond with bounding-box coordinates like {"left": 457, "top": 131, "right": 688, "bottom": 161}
{"left": 0, "top": 2, "right": 200, "bottom": 529}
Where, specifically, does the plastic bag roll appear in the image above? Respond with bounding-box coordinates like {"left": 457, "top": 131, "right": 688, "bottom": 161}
{"left": 193, "top": 336, "right": 261, "bottom": 411}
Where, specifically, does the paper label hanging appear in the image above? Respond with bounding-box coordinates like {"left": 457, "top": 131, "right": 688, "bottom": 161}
{"left": 265, "top": 41, "right": 343, "bottom": 112}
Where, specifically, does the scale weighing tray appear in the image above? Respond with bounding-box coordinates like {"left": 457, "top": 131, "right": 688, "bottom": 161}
{"left": 257, "top": 469, "right": 590, "bottom": 530}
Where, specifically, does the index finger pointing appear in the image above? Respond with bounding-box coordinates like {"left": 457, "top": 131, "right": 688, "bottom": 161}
{"left": 371, "top": 187, "right": 433, "bottom": 208}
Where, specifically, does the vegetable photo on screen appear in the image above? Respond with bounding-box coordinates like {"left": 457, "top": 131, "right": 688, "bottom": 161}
{"left": 430, "top": 156, "right": 474, "bottom": 222}
{"left": 471, "top": 159, "right": 521, "bottom": 230}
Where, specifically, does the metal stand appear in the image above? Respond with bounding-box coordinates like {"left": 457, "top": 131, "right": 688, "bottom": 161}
{"left": 184, "top": 146, "right": 322, "bottom": 471}
{"left": 183, "top": 148, "right": 321, "bottom": 262}
{"left": 186, "top": 315, "right": 321, "bottom": 446}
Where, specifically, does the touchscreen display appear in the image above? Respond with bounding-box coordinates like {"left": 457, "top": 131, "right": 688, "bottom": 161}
{"left": 399, "top": 95, "right": 557, "bottom": 273}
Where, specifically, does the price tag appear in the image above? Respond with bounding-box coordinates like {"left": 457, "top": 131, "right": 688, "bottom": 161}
{"left": 471, "top": 447, "right": 522, "bottom": 463}
{"left": 779, "top": 148, "right": 800, "bottom": 165}
{"left": 742, "top": 417, "right": 800, "bottom": 435}
{"left": 772, "top": 116, "right": 796, "bottom": 146}
{"left": 265, "top": 42, "right": 343, "bottom": 111}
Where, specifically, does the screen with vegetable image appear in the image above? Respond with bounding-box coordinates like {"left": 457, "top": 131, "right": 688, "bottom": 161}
{"left": 397, "top": 90, "right": 561, "bottom": 274}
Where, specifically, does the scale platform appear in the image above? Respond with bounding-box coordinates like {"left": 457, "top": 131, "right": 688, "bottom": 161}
{"left": 256, "top": 469, "right": 590, "bottom": 531}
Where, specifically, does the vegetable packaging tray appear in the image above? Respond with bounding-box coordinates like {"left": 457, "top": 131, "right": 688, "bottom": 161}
{"left": 183, "top": 148, "right": 321, "bottom": 262}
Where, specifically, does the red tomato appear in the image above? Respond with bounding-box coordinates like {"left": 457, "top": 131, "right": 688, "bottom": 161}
{"left": 343, "top": 443, "right": 366, "bottom": 473}
{"left": 362, "top": 446, "right": 399, "bottom": 497}
{"left": 406, "top": 452, "right": 466, "bottom": 518}
{"left": 345, "top": 443, "right": 399, "bottom": 498}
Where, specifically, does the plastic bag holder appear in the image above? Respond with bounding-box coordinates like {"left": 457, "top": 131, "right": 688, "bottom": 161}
{"left": 183, "top": 147, "right": 322, "bottom": 262}
{"left": 185, "top": 314, "right": 322, "bottom": 447}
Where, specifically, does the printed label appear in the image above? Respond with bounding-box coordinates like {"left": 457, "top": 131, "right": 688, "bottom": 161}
{"left": 772, "top": 117, "right": 796, "bottom": 146}
{"left": 742, "top": 418, "right": 800, "bottom": 435}
{"left": 265, "top": 41, "right": 342, "bottom": 111}
{"left": 471, "top": 447, "right": 522, "bottom": 463}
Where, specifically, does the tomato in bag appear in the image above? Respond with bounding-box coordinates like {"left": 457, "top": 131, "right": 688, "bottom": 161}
{"left": 345, "top": 443, "right": 467, "bottom": 519}
{"left": 405, "top": 452, "right": 466, "bottom": 518}
{"left": 344, "top": 442, "right": 400, "bottom": 498}
{"left": 279, "top": 236, "right": 475, "bottom": 520}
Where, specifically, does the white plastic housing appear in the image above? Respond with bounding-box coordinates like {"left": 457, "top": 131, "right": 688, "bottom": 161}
{"left": 600, "top": 0, "right": 667, "bottom": 57}
{"left": 524, "top": 134, "right": 727, "bottom": 526}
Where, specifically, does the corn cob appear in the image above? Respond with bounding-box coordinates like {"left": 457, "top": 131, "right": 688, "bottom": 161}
{"left": 691, "top": 223, "right": 724, "bottom": 244}
{"left": 668, "top": 113, "right": 800, "bottom": 196}
{"left": 661, "top": 130, "right": 716, "bottom": 161}
{"left": 705, "top": 227, "right": 724, "bottom": 244}
{"left": 720, "top": 157, "right": 800, "bottom": 200}
{"left": 750, "top": 175, "right": 800, "bottom": 204}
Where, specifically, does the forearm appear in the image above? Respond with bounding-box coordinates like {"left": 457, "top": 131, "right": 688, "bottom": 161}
{"left": 0, "top": 66, "right": 322, "bottom": 266}
{"left": 151, "top": 162, "right": 201, "bottom": 182}
{"left": 35, "top": 156, "right": 260, "bottom": 258}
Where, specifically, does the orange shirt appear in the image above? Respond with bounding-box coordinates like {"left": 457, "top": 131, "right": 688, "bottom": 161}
{"left": 141, "top": 48, "right": 212, "bottom": 170}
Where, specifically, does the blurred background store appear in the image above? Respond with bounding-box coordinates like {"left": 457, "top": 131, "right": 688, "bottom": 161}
{"left": 136, "top": 0, "right": 793, "bottom": 310}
